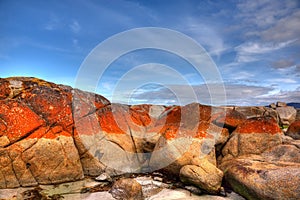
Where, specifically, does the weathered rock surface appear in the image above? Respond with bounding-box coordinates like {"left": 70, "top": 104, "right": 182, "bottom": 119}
{"left": 221, "top": 117, "right": 282, "bottom": 160}
{"left": 286, "top": 120, "right": 300, "bottom": 140}
{"left": 219, "top": 117, "right": 300, "bottom": 200}
{"left": 1, "top": 77, "right": 300, "bottom": 200}
{"left": 214, "top": 109, "right": 246, "bottom": 130}
{"left": 220, "top": 154, "right": 300, "bottom": 200}
{"left": 180, "top": 159, "right": 224, "bottom": 194}
{"left": 110, "top": 178, "right": 143, "bottom": 200}
{"left": 0, "top": 77, "right": 227, "bottom": 191}
{"left": 0, "top": 79, "right": 84, "bottom": 188}
{"left": 276, "top": 106, "right": 297, "bottom": 126}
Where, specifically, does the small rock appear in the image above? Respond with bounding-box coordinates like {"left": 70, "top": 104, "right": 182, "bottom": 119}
{"left": 95, "top": 172, "right": 112, "bottom": 182}
{"left": 219, "top": 187, "right": 226, "bottom": 197}
{"left": 277, "top": 101, "right": 287, "bottom": 107}
{"left": 110, "top": 178, "right": 143, "bottom": 200}
{"left": 269, "top": 103, "right": 276, "bottom": 109}
{"left": 184, "top": 185, "right": 202, "bottom": 195}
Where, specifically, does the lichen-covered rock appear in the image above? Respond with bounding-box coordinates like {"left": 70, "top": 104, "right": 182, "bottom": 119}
{"left": 221, "top": 117, "right": 282, "bottom": 160}
{"left": 150, "top": 114, "right": 227, "bottom": 175}
{"left": 214, "top": 109, "right": 246, "bottom": 130}
{"left": 0, "top": 78, "right": 85, "bottom": 188}
{"left": 1, "top": 77, "right": 299, "bottom": 199}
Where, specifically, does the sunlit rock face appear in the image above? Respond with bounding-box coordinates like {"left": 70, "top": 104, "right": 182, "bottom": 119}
{"left": 0, "top": 77, "right": 84, "bottom": 188}
{"left": 1, "top": 77, "right": 300, "bottom": 199}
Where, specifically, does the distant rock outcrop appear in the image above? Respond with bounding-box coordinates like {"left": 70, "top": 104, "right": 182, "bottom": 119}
{"left": 0, "top": 77, "right": 300, "bottom": 200}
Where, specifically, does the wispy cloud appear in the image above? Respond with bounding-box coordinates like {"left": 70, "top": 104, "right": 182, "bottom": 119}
{"left": 268, "top": 78, "right": 297, "bottom": 84}
{"left": 44, "top": 14, "right": 61, "bottom": 31}
{"left": 180, "top": 17, "right": 227, "bottom": 58}
{"left": 235, "top": 39, "right": 297, "bottom": 63}
{"left": 236, "top": 40, "right": 296, "bottom": 54}
{"left": 261, "top": 9, "right": 300, "bottom": 42}
{"left": 69, "top": 20, "right": 81, "bottom": 34}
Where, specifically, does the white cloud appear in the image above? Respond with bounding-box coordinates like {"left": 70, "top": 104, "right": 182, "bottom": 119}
{"left": 235, "top": 39, "right": 297, "bottom": 63}
{"left": 261, "top": 9, "right": 300, "bottom": 42}
{"left": 236, "top": 0, "right": 300, "bottom": 43}
{"left": 230, "top": 71, "right": 255, "bottom": 81}
{"left": 268, "top": 78, "right": 297, "bottom": 84}
{"left": 69, "top": 20, "right": 81, "bottom": 34}
{"left": 181, "top": 17, "right": 227, "bottom": 57}
{"left": 236, "top": 40, "right": 296, "bottom": 54}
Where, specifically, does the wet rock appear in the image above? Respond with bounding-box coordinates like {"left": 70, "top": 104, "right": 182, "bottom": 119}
{"left": 110, "top": 178, "right": 143, "bottom": 200}
{"left": 147, "top": 188, "right": 242, "bottom": 200}
{"left": 134, "top": 176, "right": 168, "bottom": 198}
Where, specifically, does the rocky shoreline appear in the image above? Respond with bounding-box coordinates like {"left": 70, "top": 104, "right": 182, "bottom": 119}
{"left": 0, "top": 77, "right": 299, "bottom": 199}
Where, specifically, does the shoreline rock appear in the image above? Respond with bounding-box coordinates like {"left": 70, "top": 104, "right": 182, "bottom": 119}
{"left": 1, "top": 77, "right": 300, "bottom": 199}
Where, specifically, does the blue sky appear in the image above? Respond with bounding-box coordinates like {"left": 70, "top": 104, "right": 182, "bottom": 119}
{"left": 0, "top": 0, "right": 299, "bottom": 105}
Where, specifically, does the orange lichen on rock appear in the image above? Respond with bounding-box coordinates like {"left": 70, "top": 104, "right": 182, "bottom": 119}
{"left": 43, "top": 126, "right": 71, "bottom": 139}
{"left": 161, "top": 125, "right": 180, "bottom": 140}
{"left": 97, "top": 105, "right": 127, "bottom": 134}
{"left": 215, "top": 109, "right": 246, "bottom": 128}
{"left": 199, "top": 104, "right": 212, "bottom": 121}
{"left": 0, "top": 100, "right": 44, "bottom": 143}
{"left": 24, "top": 84, "right": 73, "bottom": 129}
{"left": 0, "top": 79, "right": 11, "bottom": 99}
{"left": 235, "top": 117, "right": 282, "bottom": 134}
{"left": 130, "top": 105, "right": 152, "bottom": 126}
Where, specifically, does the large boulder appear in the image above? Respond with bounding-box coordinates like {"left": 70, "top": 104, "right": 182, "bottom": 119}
{"left": 276, "top": 101, "right": 287, "bottom": 107}
{"left": 0, "top": 79, "right": 85, "bottom": 188}
{"left": 214, "top": 109, "right": 246, "bottom": 130}
{"left": 148, "top": 104, "right": 227, "bottom": 194}
{"left": 221, "top": 117, "right": 282, "bottom": 160}
{"left": 219, "top": 115, "right": 300, "bottom": 199}
{"left": 235, "top": 106, "right": 279, "bottom": 122}
{"left": 276, "top": 106, "right": 297, "bottom": 126}
{"left": 220, "top": 144, "right": 300, "bottom": 200}
{"left": 149, "top": 103, "right": 228, "bottom": 175}
{"left": 286, "top": 120, "right": 300, "bottom": 140}
{"left": 179, "top": 158, "right": 224, "bottom": 194}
